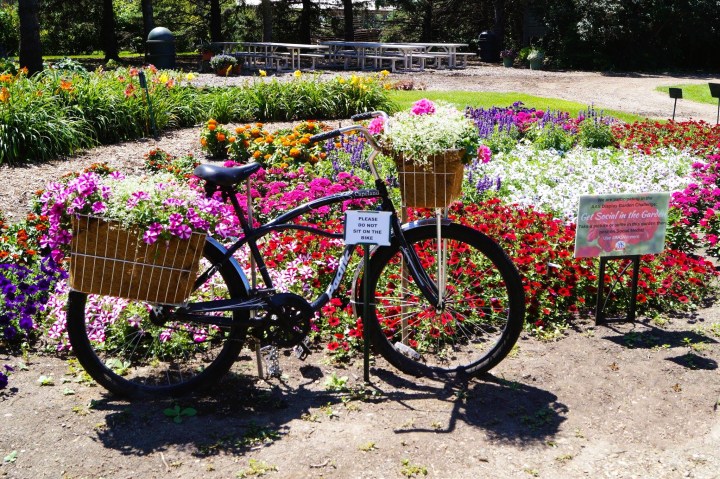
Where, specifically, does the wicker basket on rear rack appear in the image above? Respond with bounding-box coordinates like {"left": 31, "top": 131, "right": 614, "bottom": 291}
{"left": 68, "top": 215, "right": 206, "bottom": 305}
{"left": 384, "top": 148, "right": 466, "bottom": 209}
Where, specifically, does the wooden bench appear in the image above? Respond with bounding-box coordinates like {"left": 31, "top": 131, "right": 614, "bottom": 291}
{"left": 364, "top": 54, "right": 404, "bottom": 72}
{"left": 299, "top": 53, "right": 326, "bottom": 70}
{"left": 454, "top": 52, "right": 476, "bottom": 67}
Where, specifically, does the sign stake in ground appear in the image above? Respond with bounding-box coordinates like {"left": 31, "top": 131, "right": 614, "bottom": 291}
{"left": 669, "top": 87, "right": 682, "bottom": 121}
{"left": 344, "top": 210, "right": 391, "bottom": 382}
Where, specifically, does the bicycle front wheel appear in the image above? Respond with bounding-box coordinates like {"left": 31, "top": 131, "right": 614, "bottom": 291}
{"left": 66, "top": 240, "right": 248, "bottom": 398}
{"left": 362, "top": 222, "right": 525, "bottom": 379}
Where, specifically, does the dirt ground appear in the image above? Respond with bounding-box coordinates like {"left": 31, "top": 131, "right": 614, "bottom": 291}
{"left": 2, "top": 66, "right": 720, "bottom": 479}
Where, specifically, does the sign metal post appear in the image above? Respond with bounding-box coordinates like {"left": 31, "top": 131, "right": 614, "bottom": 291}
{"left": 344, "top": 210, "right": 392, "bottom": 383}
{"left": 669, "top": 87, "right": 682, "bottom": 121}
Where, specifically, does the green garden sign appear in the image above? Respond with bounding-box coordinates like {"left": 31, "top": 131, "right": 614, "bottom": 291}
{"left": 574, "top": 192, "right": 670, "bottom": 325}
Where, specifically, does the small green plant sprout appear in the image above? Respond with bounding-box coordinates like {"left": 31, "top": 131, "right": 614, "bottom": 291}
{"left": 237, "top": 459, "right": 277, "bottom": 478}
{"left": 319, "top": 402, "right": 339, "bottom": 419}
{"left": 37, "top": 375, "right": 54, "bottom": 386}
{"left": 709, "top": 322, "right": 720, "bottom": 337}
{"left": 324, "top": 372, "right": 349, "bottom": 392}
{"left": 358, "top": 441, "right": 377, "bottom": 452}
{"left": 63, "top": 387, "right": 76, "bottom": 396}
{"left": 164, "top": 404, "right": 197, "bottom": 424}
{"left": 3, "top": 451, "right": 17, "bottom": 463}
{"left": 400, "top": 459, "right": 428, "bottom": 477}
{"left": 555, "top": 453, "right": 574, "bottom": 464}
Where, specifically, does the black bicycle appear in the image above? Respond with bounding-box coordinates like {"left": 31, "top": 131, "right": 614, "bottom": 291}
{"left": 66, "top": 113, "right": 525, "bottom": 398}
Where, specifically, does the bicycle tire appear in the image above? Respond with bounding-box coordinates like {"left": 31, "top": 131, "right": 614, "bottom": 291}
{"left": 67, "top": 240, "right": 248, "bottom": 398}
{"left": 361, "top": 222, "right": 525, "bottom": 379}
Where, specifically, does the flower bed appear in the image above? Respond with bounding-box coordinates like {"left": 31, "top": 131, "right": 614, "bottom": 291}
{"left": 3, "top": 102, "right": 720, "bottom": 390}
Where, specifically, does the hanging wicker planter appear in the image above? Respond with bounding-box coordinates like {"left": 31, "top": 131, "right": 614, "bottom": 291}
{"left": 386, "top": 148, "right": 466, "bottom": 208}
{"left": 68, "top": 215, "right": 206, "bottom": 304}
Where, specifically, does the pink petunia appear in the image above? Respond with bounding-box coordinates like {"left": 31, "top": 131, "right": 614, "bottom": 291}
{"left": 410, "top": 98, "right": 436, "bottom": 116}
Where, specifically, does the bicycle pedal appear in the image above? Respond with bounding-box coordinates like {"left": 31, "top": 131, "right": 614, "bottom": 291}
{"left": 293, "top": 338, "right": 311, "bottom": 360}
{"left": 260, "top": 345, "right": 282, "bottom": 378}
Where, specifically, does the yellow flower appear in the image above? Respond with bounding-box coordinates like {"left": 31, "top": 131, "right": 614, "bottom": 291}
{"left": 289, "top": 147, "right": 301, "bottom": 158}
{"left": 159, "top": 73, "right": 169, "bottom": 83}
{"left": 0, "top": 74, "right": 12, "bottom": 83}
{"left": 380, "top": 70, "right": 390, "bottom": 77}
{"left": 259, "top": 69, "right": 267, "bottom": 77}
{"left": 0, "top": 87, "right": 9, "bottom": 103}
{"left": 338, "top": 78, "right": 346, "bottom": 84}
{"left": 185, "top": 73, "right": 195, "bottom": 81}
{"left": 293, "top": 70, "right": 302, "bottom": 78}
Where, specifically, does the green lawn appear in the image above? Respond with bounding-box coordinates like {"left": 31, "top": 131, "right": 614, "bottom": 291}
{"left": 388, "top": 90, "right": 644, "bottom": 123}
{"left": 656, "top": 84, "right": 720, "bottom": 106}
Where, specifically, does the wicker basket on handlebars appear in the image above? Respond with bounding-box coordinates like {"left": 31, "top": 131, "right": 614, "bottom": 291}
{"left": 385, "top": 148, "right": 466, "bottom": 209}
{"left": 69, "top": 215, "right": 206, "bottom": 304}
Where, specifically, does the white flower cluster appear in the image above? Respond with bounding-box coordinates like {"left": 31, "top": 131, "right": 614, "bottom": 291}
{"left": 471, "top": 144, "right": 700, "bottom": 221}
{"left": 382, "top": 103, "right": 477, "bottom": 167}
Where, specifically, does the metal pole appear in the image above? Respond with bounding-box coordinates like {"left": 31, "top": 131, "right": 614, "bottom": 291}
{"left": 363, "top": 243, "right": 371, "bottom": 383}
{"left": 627, "top": 256, "right": 641, "bottom": 322}
{"left": 672, "top": 98, "right": 677, "bottom": 121}
{"left": 594, "top": 257, "right": 607, "bottom": 325}
{"left": 138, "top": 70, "right": 158, "bottom": 139}
{"left": 716, "top": 98, "right": 719, "bottom": 125}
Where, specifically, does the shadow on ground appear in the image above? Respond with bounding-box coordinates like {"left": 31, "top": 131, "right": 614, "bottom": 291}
{"left": 90, "top": 362, "right": 567, "bottom": 457}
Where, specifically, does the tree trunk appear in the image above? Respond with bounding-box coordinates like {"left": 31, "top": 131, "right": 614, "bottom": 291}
{"left": 140, "top": 0, "right": 155, "bottom": 40}
{"left": 18, "top": 0, "right": 43, "bottom": 75}
{"left": 101, "top": 0, "right": 120, "bottom": 61}
{"left": 261, "top": 0, "right": 272, "bottom": 42}
{"left": 209, "top": 0, "right": 222, "bottom": 42}
{"left": 343, "top": 0, "right": 353, "bottom": 41}
{"left": 421, "top": 0, "right": 433, "bottom": 42}
{"left": 299, "top": 0, "right": 312, "bottom": 44}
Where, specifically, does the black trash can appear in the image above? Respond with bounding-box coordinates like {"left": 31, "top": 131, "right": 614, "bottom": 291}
{"left": 146, "top": 27, "right": 176, "bottom": 69}
{"left": 477, "top": 31, "right": 500, "bottom": 63}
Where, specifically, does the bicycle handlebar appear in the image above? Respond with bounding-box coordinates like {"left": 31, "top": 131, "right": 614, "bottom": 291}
{"left": 350, "top": 111, "right": 383, "bottom": 121}
{"left": 309, "top": 111, "right": 388, "bottom": 148}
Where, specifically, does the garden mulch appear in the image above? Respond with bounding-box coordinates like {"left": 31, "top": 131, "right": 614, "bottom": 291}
{"left": 2, "top": 66, "right": 720, "bottom": 479}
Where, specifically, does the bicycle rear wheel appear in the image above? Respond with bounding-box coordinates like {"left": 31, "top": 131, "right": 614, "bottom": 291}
{"left": 362, "top": 222, "right": 525, "bottom": 379}
{"left": 66, "top": 240, "right": 248, "bottom": 398}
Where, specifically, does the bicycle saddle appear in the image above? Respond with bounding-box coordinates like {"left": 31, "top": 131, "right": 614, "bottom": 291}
{"left": 193, "top": 162, "right": 262, "bottom": 187}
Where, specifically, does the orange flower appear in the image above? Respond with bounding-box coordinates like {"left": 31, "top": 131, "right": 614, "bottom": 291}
{"left": 253, "top": 151, "right": 262, "bottom": 158}
{"left": 299, "top": 137, "right": 310, "bottom": 145}
{"left": 0, "top": 87, "right": 9, "bottom": 103}
{"left": 208, "top": 124, "right": 216, "bottom": 131}
{"left": 235, "top": 126, "right": 245, "bottom": 134}
{"left": 60, "top": 79, "right": 73, "bottom": 92}
{"left": 0, "top": 74, "right": 12, "bottom": 83}
{"left": 200, "top": 138, "right": 207, "bottom": 146}
{"left": 289, "top": 147, "right": 301, "bottom": 158}
{"left": 228, "top": 136, "right": 236, "bottom": 143}
{"left": 216, "top": 132, "right": 226, "bottom": 142}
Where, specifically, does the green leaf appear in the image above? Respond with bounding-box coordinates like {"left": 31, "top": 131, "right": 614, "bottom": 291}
{"left": 180, "top": 407, "right": 197, "bottom": 417}
{"left": 3, "top": 451, "right": 17, "bottom": 463}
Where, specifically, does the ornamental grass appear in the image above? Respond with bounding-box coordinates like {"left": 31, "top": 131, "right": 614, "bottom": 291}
{"left": 0, "top": 67, "right": 394, "bottom": 165}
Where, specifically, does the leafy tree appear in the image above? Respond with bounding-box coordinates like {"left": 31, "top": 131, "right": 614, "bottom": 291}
{"left": 0, "top": 3, "right": 19, "bottom": 56}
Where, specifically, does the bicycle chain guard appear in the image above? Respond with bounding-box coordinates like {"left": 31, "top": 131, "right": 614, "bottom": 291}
{"left": 262, "top": 293, "right": 314, "bottom": 347}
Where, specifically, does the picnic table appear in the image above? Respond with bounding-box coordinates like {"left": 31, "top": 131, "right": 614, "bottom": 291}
{"left": 320, "top": 41, "right": 473, "bottom": 71}
{"left": 215, "top": 42, "right": 328, "bottom": 71}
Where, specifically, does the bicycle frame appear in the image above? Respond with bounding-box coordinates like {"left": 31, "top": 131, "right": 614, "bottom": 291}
{"left": 175, "top": 124, "right": 442, "bottom": 327}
